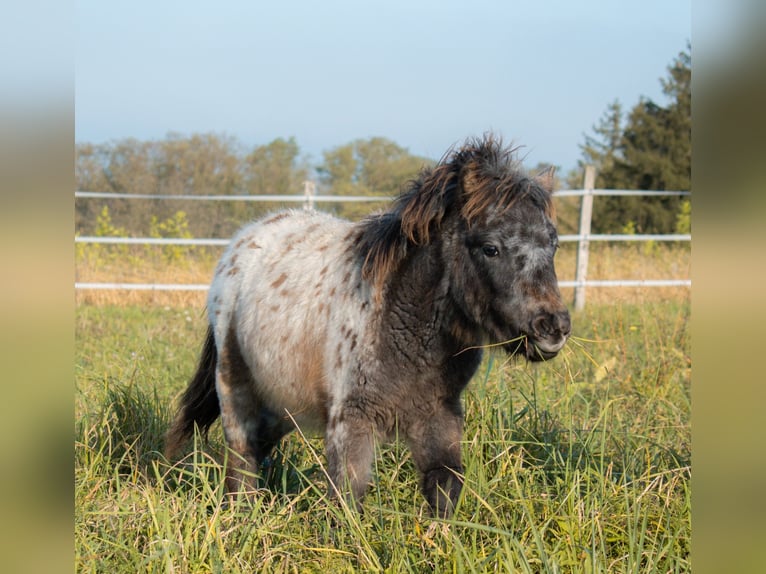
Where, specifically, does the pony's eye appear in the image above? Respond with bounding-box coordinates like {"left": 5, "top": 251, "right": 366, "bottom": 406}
{"left": 482, "top": 244, "right": 499, "bottom": 257}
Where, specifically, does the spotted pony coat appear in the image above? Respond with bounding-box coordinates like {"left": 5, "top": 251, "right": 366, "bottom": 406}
{"left": 165, "top": 135, "right": 571, "bottom": 517}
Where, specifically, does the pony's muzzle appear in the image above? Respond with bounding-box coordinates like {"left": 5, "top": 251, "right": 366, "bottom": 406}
{"left": 527, "top": 309, "right": 571, "bottom": 361}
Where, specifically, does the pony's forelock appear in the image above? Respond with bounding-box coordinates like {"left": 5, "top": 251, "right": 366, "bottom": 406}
{"left": 458, "top": 136, "right": 554, "bottom": 225}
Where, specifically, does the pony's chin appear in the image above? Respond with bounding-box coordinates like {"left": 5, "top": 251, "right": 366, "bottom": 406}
{"left": 527, "top": 337, "right": 568, "bottom": 361}
{"left": 525, "top": 346, "right": 559, "bottom": 362}
{"left": 502, "top": 336, "right": 564, "bottom": 362}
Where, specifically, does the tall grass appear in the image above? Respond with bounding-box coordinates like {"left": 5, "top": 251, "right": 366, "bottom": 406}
{"left": 75, "top": 296, "right": 690, "bottom": 572}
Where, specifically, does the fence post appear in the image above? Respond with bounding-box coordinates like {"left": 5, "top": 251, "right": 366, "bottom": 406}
{"left": 573, "top": 165, "right": 595, "bottom": 311}
{"left": 303, "top": 180, "right": 316, "bottom": 210}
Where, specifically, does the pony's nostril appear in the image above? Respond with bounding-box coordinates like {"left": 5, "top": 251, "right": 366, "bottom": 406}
{"left": 531, "top": 314, "right": 552, "bottom": 337}
{"left": 532, "top": 311, "right": 571, "bottom": 339}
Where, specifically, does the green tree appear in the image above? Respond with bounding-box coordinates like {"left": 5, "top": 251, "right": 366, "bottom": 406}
{"left": 319, "top": 143, "right": 357, "bottom": 197}
{"left": 154, "top": 133, "right": 246, "bottom": 236}
{"left": 318, "top": 137, "right": 430, "bottom": 219}
{"left": 573, "top": 44, "right": 691, "bottom": 233}
{"left": 155, "top": 132, "right": 243, "bottom": 196}
{"left": 354, "top": 137, "right": 426, "bottom": 195}
{"left": 244, "top": 137, "right": 308, "bottom": 196}
{"left": 571, "top": 100, "right": 624, "bottom": 189}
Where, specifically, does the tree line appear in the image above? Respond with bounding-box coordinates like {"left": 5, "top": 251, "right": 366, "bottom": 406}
{"left": 76, "top": 134, "right": 433, "bottom": 239}
{"left": 76, "top": 44, "right": 690, "bottom": 239}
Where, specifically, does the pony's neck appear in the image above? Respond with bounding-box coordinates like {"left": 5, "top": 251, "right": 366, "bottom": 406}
{"left": 379, "top": 240, "right": 482, "bottom": 360}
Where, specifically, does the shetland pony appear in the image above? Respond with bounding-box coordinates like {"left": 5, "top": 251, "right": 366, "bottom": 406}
{"left": 165, "top": 135, "right": 571, "bottom": 517}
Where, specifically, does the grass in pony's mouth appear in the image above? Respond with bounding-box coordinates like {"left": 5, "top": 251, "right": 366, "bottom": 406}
{"left": 453, "top": 334, "right": 527, "bottom": 357}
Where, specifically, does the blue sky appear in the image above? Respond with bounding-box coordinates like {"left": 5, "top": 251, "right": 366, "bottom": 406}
{"left": 76, "top": 0, "right": 690, "bottom": 173}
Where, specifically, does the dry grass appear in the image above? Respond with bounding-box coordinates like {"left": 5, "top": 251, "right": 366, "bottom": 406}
{"left": 555, "top": 242, "right": 691, "bottom": 305}
{"left": 75, "top": 242, "right": 690, "bottom": 308}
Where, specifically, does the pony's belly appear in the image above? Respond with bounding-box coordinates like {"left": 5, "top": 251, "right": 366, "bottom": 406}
{"left": 245, "top": 345, "right": 330, "bottom": 434}
{"left": 254, "top": 381, "right": 328, "bottom": 434}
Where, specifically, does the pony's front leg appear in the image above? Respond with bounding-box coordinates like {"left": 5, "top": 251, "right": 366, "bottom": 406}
{"left": 325, "top": 415, "right": 375, "bottom": 510}
{"left": 407, "top": 407, "right": 465, "bottom": 518}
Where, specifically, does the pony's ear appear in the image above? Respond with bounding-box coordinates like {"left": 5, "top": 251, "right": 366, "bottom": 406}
{"left": 534, "top": 166, "right": 558, "bottom": 221}
{"left": 536, "top": 166, "right": 557, "bottom": 193}
{"left": 398, "top": 163, "right": 456, "bottom": 245}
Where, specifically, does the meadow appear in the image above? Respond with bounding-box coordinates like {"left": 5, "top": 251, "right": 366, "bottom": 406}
{"left": 75, "top": 245, "right": 690, "bottom": 573}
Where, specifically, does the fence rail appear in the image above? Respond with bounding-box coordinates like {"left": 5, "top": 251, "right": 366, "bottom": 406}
{"left": 75, "top": 191, "right": 391, "bottom": 203}
{"left": 74, "top": 233, "right": 691, "bottom": 246}
{"left": 75, "top": 173, "right": 691, "bottom": 308}
{"left": 76, "top": 237, "right": 231, "bottom": 246}
{"left": 75, "top": 189, "right": 691, "bottom": 201}
{"left": 74, "top": 279, "right": 691, "bottom": 292}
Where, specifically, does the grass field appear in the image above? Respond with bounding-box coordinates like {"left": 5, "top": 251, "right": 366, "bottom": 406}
{"left": 75, "top": 291, "right": 690, "bottom": 572}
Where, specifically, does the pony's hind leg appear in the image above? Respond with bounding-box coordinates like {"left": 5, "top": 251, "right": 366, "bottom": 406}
{"left": 216, "top": 327, "right": 289, "bottom": 495}
{"left": 215, "top": 371, "right": 259, "bottom": 494}
{"left": 220, "top": 402, "right": 292, "bottom": 495}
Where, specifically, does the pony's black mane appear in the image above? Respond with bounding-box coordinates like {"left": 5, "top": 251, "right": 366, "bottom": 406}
{"left": 356, "top": 134, "right": 554, "bottom": 288}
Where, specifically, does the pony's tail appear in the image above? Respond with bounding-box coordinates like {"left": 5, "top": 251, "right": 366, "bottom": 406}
{"left": 164, "top": 325, "right": 221, "bottom": 460}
